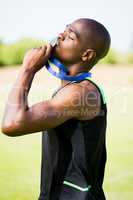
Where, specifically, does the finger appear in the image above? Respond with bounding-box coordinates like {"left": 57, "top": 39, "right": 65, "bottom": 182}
{"left": 45, "top": 44, "right": 52, "bottom": 58}
{"left": 32, "top": 47, "right": 40, "bottom": 51}
{"left": 41, "top": 45, "right": 47, "bottom": 54}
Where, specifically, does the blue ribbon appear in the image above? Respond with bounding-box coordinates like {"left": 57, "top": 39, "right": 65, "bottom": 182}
{"left": 45, "top": 57, "right": 92, "bottom": 81}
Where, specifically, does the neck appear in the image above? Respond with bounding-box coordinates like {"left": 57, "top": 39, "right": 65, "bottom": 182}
{"left": 61, "top": 63, "right": 89, "bottom": 86}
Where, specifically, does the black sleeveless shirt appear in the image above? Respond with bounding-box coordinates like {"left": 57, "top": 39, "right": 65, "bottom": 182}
{"left": 38, "top": 78, "right": 107, "bottom": 200}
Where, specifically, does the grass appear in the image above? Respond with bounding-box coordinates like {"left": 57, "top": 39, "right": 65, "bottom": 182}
{"left": 0, "top": 65, "right": 133, "bottom": 200}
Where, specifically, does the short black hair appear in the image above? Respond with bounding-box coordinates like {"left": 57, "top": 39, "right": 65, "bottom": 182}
{"left": 77, "top": 18, "right": 111, "bottom": 66}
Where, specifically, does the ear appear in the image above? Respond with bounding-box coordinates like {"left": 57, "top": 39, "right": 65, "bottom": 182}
{"left": 82, "top": 49, "right": 96, "bottom": 62}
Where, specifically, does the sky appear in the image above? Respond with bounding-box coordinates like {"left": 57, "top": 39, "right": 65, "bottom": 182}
{"left": 0, "top": 0, "right": 133, "bottom": 51}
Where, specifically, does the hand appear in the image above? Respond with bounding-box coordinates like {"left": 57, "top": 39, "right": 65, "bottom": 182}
{"left": 22, "top": 44, "right": 52, "bottom": 73}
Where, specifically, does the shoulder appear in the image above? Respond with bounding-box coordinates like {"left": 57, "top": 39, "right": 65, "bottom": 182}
{"left": 52, "top": 80, "right": 101, "bottom": 120}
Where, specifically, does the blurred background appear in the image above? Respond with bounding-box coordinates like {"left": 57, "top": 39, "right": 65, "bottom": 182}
{"left": 0, "top": 0, "right": 133, "bottom": 199}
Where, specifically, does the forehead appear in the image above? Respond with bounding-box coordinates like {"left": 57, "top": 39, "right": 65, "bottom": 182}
{"left": 67, "top": 21, "right": 87, "bottom": 38}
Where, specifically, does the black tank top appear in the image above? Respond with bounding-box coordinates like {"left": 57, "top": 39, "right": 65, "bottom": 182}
{"left": 38, "top": 78, "right": 107, "bottom": 200}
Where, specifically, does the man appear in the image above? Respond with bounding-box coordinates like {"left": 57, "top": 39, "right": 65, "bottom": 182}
{"left": 2, "top": 18, "right": 111, "bottom": 200}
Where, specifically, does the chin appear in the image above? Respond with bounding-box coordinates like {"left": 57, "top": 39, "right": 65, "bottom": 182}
{"left": 52, "top": 47, "right": 72, "bottom": 66}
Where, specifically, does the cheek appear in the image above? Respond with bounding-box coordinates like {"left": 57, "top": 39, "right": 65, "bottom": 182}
{"left": 56, "top": 44, "right": 82, "bottom": 63}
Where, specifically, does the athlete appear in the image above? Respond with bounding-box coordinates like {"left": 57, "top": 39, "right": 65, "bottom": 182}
{"left": 2, "top": 18, "right": 111, "bottom": 200}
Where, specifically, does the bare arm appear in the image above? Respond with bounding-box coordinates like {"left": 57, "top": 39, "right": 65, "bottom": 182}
{"left": 1, "top": 44, "right": 100, "bottom": 137}
{"left": 1, "top": 76, "right": 85, "bottom": 136}
{"left": 1, "top": 44, "right": 53, "bottom": 136}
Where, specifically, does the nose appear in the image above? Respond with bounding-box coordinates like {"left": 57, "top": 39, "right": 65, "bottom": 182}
{"left": 58, "top": 32, "right": 65, "bottom": 40}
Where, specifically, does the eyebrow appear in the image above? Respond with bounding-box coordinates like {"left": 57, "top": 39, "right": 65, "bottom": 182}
{"left": 66, "top": 24, "right": 80, "bottom": 39}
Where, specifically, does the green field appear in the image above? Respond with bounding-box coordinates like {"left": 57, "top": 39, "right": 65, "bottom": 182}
{"left": 0, "top": 65, "right": 133, "bottom": 200}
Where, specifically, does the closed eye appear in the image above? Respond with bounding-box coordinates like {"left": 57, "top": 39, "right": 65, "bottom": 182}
{"left": 69, "top": 36, "right": 74, "bottom": 40}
